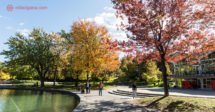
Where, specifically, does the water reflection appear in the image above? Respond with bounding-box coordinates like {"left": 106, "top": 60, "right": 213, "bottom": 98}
{"left": 0, "top": 89, "right": 78, "bottom": 112}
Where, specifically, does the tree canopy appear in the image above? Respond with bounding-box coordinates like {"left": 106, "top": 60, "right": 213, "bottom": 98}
{"left": 112, "top": 0, "right": 215, "bottom": 96}
{"left": 70, "top": 20, "right": 119, "bottom": 81}
{"left": 1, "top": 29, "right": 55, "bottom": 87}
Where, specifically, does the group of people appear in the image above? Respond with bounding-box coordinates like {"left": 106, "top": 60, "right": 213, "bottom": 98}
{"left": 81, "top": 81, "right": 104, "bottom": 96}
{"left": 81, "top": 81, "right": 137, "bottom": 98}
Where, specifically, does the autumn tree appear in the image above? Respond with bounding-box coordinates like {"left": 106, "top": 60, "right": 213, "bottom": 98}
{"left": 112, "top": 0, "right": 215, "bottom": 96}
{"left": 1, "top": 29, "right": 55, "bottom": 87}
{"left": 71, "top": 20, "right": 119, "bottom": 82}
{"left": 0, "top": 62, "right": 11, "bottom": 80}
{"left": 96, "top": 36, "right": 120, "bottom": 81}
{"left": 61, "top": 30, "right": 87, "bottom": 87}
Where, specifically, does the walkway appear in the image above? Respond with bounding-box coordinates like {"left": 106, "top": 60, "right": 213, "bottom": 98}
{"left": 73, "top": 86, "right": 215, "bottom": 112}
{"left": 111, "top": 86, "right": 215, "bottom": 98}
{"left": 73, "top": 90, "right": 151, "bottom": 112}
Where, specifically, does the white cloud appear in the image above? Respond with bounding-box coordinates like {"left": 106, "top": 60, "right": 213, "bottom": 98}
{"left": 87, "top": 7, "right": 128, "bottom": 41}
{"left": 16, "top": 29, "right": 30, "bottom": 36}
{"left": 19, "top": 22, "right": 25, "bottom": 26}
{"left": 104, "top": 6, "right": 114, "bottom": 12}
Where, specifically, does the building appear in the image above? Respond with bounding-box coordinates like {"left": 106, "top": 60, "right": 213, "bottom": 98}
{"left": 170, "top": 51, "right": 215, "bottom": 89}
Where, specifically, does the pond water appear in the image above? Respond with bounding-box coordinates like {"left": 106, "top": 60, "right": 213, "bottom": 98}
{"left": 0, "top": 89, "right": 79, "bottom": 112}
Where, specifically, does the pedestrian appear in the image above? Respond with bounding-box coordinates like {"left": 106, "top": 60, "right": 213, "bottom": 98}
{"left": 99, "top": 82, "right": 104, "bottom": 96}
{"left": 81, "top": 84, "right": 85, "bottom": 94}
{"left": 85, "top": 81, "right": 90, "bottom": 94}
{"left": 89, "top": 82, "right": 91, "bottom": 93}
{"left": 132, "top": 82, "right": 137, "bottom": 99}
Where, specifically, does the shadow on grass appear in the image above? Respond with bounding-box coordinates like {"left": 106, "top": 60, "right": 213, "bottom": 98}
{"left": 145, "top": 96, "right": 209, "bottom": 112}
{"left": 146, "top": 96, "right": 167, "bottom": 108}
{"left": 164, "top": 101, "right": 198, "bottom": 112}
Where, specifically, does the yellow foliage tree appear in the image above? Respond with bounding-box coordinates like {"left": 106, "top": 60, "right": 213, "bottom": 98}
{"left": 0, "top": 63, "right": 11, "bottom": 80}
{"left": 71, "top": 20, "right": 119, "bottom": 81}
{"left": 98, "top": 37, "right": 120, "bottom": 80}
{"left": 0, "top": 71, "right": 11, "bottom": 80}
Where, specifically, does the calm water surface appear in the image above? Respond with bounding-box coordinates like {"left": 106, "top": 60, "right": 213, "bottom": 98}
{"left": 0, "top": 89, "right": 78, "bottom": 112}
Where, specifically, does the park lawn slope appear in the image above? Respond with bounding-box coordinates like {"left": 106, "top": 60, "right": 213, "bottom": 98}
{"left": 135, "top": 96, "right": 215, "bottom": 112}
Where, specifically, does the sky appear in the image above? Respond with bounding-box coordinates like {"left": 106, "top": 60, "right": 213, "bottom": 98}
{"left": 0, "top": 0, "right": 127, "bottom": 62}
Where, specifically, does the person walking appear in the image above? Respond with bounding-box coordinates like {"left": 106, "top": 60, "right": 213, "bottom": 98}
{"left": 80, "top": 84, "right": 85, "bottom": 94}
{"left": 88, "top": 82, "right": 91, "bottom": 93}
{"left": 132, "top": 82, "right": 137, "bottom": 99}
{"left": 99, "top": 82, "right": 104, "bottom": 96}
{"left": 85, "top": 81, "right": 90, "bottom": 94}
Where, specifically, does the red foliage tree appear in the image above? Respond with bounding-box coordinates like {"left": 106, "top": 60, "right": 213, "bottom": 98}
{"left": 112, "top": 0, "right": 215, "bottom": 96}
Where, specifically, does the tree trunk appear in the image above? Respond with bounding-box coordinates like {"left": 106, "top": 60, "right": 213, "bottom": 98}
{"left": 87, "top": 71, "right": 89, "bottom": 81}
{"left": 35, "top": 66, "right": 46, "bottom": 88}
{"left": 40, "top": 75, "right": 45, "bottom": 88}
{"left": 75, "top": 74, "right": 79, "bottom": 90}
{"left": 53, "top": 76, "right": 56, "bottom": 87}
{"left": 53, "top": 66, "right": 57, "bottom": 87}
{"left": 161, "top": 54, "right": 169, "bottom": 96}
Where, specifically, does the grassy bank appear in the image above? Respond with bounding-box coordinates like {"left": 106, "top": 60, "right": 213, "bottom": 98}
{"left": 135, "top": 96, "right": 215, "bottom": 112}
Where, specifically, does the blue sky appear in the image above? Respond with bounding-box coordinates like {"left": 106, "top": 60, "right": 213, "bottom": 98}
{"left": 0, "top": 0, "right": 126, "bottom": 62}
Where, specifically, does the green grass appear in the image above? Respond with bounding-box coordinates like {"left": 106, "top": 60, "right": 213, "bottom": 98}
{"left": 10, "top": 80, "right": 38, "bottom": 84}
{"left": 136, "top": 96, "right": 215, "bottom": 112}
{"left": 10, "top": 81, "right": 112, "bottom": 91}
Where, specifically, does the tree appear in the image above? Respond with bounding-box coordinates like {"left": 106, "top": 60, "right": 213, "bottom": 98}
{"left": 71, "top": 20, "right": 119, "bottom": 81}
{"left": 112, "top": 0, "right": 215, "bottom": 96}
{"left": 119, "top": 56, "right": 144, "bottom": 82}
{"left": 7, "top": 65, "right": 37, "bottom": 80}
{"left": 119, "top": 56, "right": 132, "bottom": 82}
{"left": 143, "top": 61, "right": 161, "bottom": 86}
{"left": 49, "top": 32, "right": 67, "bottom": 86}
{"left": 1, "top": 29, "right": 55, "bottom": 87}
{"left": 0, "top": 63, "right": 11, "bottom": 80}
{"left": 96, "top": 35, "right": 120, "bottom": 81}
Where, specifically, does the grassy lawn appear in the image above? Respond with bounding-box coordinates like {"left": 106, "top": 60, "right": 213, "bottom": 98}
{"left": 6, "top": 80, "right": 113, "bottom": 91}
{"left": 135, "top": 96, "right": 215, "bottom": 112}
{"left": 44, "top": 84, "right": 112, "bottom": 91}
